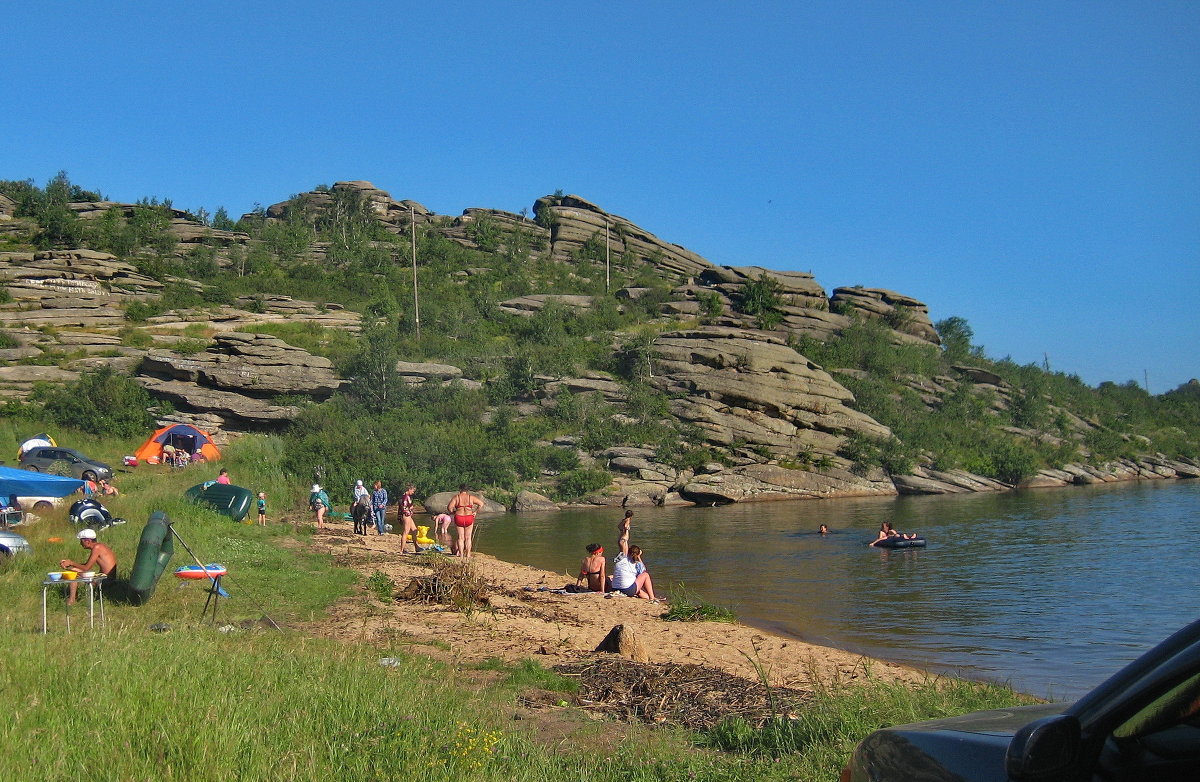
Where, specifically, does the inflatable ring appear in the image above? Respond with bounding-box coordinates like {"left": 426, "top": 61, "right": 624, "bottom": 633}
{"left": 174, "top": 564, "right": 227, "bottom": 580}
{"left": 128, "top": 511, "right": 175, "bottom": 604}
{"left": 875, "top": 536, "right": 927, "bottom": 549}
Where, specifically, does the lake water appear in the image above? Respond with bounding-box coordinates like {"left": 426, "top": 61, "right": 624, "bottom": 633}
{"left": 477, "top": 480, "right": 1200, "bottom": 700}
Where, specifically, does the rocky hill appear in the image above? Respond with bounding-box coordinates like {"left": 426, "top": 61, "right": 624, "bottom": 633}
{"left": 1, "top": 176, "right": 1196, "bottom": 506}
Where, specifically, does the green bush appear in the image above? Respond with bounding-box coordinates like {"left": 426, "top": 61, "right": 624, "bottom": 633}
{"left": 124, "top": 298, "right": 165, "bottom": 323}
{"left": 552, "top": 468, "right": 612, "bottom": 501}
{"left": 32, "top": 365, "right": 161, "bottom": 437}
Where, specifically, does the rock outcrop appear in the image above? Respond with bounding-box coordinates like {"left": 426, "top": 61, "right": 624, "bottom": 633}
{"left": 534, "top": 194, "right": 711, "bottom": 278}
{"left": 830, "top": 287, "right": 940, "bottom": 344}
{"left": 651, "top": 326, "right": 892, "bottom": 458}
{"left": 136, "top": 332, "right": 340, "bottom": 427}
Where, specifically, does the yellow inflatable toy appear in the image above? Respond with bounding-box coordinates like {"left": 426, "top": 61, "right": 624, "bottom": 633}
{"left": 415, "top": 525, "right": 436, "bottom": 545}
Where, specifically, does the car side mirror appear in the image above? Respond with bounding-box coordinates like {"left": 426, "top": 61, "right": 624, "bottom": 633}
{"left": 1006, "top": 715, "right": 1082, "bottom": 781}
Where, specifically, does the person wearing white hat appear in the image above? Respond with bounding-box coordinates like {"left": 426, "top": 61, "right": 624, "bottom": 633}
{"left": 59, "top": 529, "right": 117, "bottom": 605}
{"left": 352, "top": 479, "right": 369, "bottom": 504}
{"left": 308, "top": 484, "right": 332, "bottom": 531}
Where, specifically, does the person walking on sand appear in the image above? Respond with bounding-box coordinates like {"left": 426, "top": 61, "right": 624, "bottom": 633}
{"left": 448, "top": 484, "right": 484, "bottom": 559}
{"left": 370, "top": 481, "right": 388, "bottom": 536}
{"left": 399, "top": 485, "right": 419, "bottom": 553}
{"left": 576, "top": 543, "right": 606, "bottom": 592}
{"left": 309, "top": 484, "right": 332, "bottom": 531}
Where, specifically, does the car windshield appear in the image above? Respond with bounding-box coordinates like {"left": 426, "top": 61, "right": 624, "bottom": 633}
{"left": 1114, "top": 671, "right": 1200, "bottom": 740}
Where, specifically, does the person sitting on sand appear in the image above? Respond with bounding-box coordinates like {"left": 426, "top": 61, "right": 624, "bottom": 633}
{"left": 576, "top": 544, "right": 606, "bottom": 592}
{"left": 610, "top": 545, "right": 658, "bottom": 601}
{"left": 59, "top": 528, "right": 117, "bottom": 605}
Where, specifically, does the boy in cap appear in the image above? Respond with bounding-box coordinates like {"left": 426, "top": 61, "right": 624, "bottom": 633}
{"left": 59, "top": 529, "right": 117, "bottom": 605}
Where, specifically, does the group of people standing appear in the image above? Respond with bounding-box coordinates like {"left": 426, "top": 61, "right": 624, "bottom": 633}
{"left": 311, "top": 481, "right": 485, "bottom": 559}
{"left": 575, "top": 510, "right": 659, "bottom": 601}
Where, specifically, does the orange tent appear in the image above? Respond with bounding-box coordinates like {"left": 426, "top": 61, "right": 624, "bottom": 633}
{"left": 134, "top": 423, "right": 221, "bottom": 464}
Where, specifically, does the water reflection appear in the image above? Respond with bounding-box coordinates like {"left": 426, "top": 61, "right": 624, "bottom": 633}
{"left": 478, "top": 480, "right": 1200, "bottom": 699}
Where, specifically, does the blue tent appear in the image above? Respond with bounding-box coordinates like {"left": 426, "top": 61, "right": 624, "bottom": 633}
{"left": 0, "top": 465, "right": 85, "bottom": 499}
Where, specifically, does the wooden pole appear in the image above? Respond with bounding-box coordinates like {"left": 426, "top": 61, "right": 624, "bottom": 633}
{"left": 605, "top": 217, "right": 610, "bottom": 294}
{"left": 410, "top": 206, "right": 420, "bottom": 340}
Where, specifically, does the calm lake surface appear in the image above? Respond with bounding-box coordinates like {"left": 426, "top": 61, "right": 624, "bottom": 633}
{"left": 478, "top": 480, "right": 1200, "bottom": 700}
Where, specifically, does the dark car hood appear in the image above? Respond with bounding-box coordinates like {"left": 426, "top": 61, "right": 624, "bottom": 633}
{"left": 853, "top": 703, "right": 1069, "bottom": 782}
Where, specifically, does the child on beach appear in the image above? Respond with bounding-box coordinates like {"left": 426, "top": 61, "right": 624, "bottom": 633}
{"left": 257, "top": 492, "right": 267, "bottom": 526}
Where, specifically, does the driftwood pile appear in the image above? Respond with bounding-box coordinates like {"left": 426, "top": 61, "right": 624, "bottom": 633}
{"left": 398, "top": 556, "right": 489, "bottom": 609}
{"left": 554, "top": 657, "right": 812, "bottom": 731}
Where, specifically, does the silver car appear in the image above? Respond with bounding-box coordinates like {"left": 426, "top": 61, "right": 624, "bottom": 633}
{"left": 18, "top": 447, "right": 112, "bottom": 482}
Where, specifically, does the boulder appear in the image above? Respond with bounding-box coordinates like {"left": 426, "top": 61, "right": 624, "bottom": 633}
{"left": 594, "top": 624, "right": 650, "bottom": 663}
{"left": 512, "top": 490, "right": 559, "bottom": 513}
{"left": 423, "top": 491, "right": 507, "bottom": 516}
{"left": 394, "top": 361, "right": 463, "bottom": 381}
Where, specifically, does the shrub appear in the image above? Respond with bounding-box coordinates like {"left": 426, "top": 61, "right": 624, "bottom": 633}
{"left": 124, "top": 299, "right": 165, "bottom": 323}
{"left": 33, "top": 365, "right": 160, "bottom": 437}
{"left": 172, "top": 337, "right": 209, "bottom": 356}
{"left": 661, "top": 584, "right": 736, "bottom": 622}
{"left": 118, "top": 326, "right": 153, "bottom": 348}
{"left": 552, "top": 469, "right": 611, "bottom": 501}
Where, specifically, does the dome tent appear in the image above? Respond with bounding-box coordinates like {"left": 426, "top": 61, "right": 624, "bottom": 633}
{"left": 134, "top": 424, "right": 221, "bottom": 464}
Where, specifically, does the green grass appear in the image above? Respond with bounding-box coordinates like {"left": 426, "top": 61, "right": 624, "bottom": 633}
{"left": 701, "top": 673, "right": 1033, "bottom": 776}
{"left": 661, "top": 584, "right": 737, "bottom": 623}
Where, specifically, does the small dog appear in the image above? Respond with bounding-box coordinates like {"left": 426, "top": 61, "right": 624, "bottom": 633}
{"left": 351, "top": 497, "right": 371, "bottom": 535}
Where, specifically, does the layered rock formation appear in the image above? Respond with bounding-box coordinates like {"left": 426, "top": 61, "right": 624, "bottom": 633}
{"left": 533, "top": 194, "right": 711, "bottom": 278}
{"left": 651, "top": 326, "right": 892, "bottom": 457}
{"left": 136, "top": 332, "right": 340, "bottom": 428}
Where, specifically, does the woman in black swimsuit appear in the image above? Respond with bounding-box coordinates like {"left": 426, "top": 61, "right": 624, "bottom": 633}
{"left": 576, "top": 543, "right": 606, "bottom": 592}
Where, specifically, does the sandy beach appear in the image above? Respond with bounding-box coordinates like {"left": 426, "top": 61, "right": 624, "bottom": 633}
{"left": 300, "top": 517, "right": 927, "bottom": 692}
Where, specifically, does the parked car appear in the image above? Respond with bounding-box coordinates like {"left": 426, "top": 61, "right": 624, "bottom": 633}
{"left": 18, "top": 447, "right": 112, "bottom": 482}
{"left": 842, "top": 618, "right": 1200, "bottom": 782}
{"left": 0, "top": 528, "right": 32, "bottom": 557}
{"left": 14, "top": 495, "right": 63, "bottom": 513}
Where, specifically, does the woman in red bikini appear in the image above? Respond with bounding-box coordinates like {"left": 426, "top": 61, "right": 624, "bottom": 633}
{"left": 447, "top": 484, "right": 484, "bottom": 559}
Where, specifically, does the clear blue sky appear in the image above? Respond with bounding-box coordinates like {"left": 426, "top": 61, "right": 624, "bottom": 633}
{"left": 6, "top": 2, "right": 1197, "bottom": 392}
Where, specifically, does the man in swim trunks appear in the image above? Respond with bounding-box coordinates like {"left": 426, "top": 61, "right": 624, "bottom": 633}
{"left": 60, "top": 528, "right": 117, "bottom": 605}
{"left": 448, "top": 484, "right": 484, "bottom": 559}
{"left": 576, "top": 544, "right": 606, "bottom": 592}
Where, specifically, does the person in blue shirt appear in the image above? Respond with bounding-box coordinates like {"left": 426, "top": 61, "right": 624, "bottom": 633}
{"left": 370, "top": 481, "right": 389, "bottom": 536}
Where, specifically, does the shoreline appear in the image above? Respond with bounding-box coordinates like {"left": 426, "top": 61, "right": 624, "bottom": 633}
{"left": 301, "top": 519, "right": 931, "bottom": 692}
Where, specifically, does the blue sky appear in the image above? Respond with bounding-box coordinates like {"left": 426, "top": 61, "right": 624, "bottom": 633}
{"left": 6, "top": 2, "right": 1197, "bottom": 392}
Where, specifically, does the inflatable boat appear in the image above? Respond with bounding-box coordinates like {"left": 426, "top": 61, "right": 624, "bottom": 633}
{"left": 874, "top": 536, "right": 927, "bottom": 549}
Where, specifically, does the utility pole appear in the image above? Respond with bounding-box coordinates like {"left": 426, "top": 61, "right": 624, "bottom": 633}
{"left": 410, "top": 205, "right": 420, "bottom": 340}
{"left": 604, "top": 217, "right": 611, "bottom": 294}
